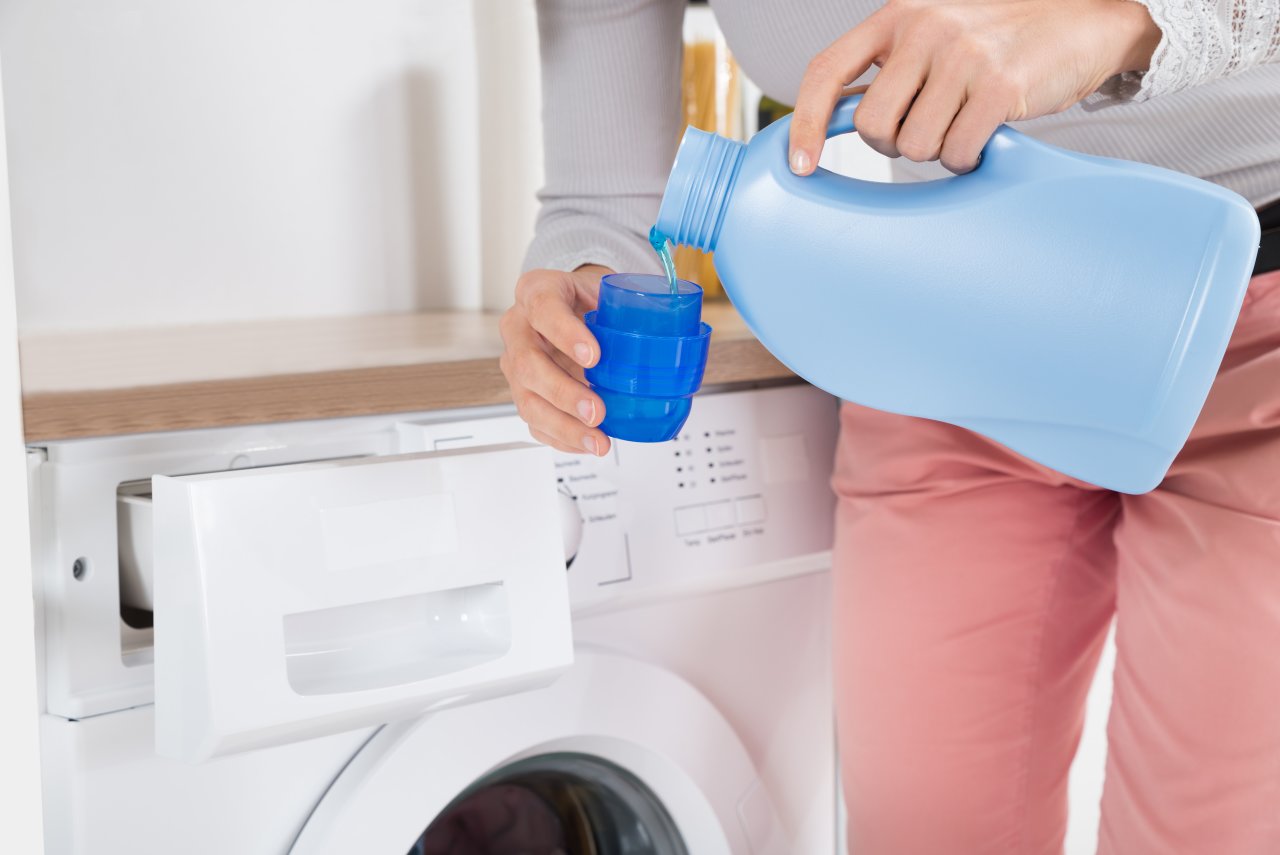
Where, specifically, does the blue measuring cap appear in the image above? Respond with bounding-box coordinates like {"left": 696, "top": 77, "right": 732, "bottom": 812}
{"left": 584, "top": 273, "right": 713, "bottom": 442}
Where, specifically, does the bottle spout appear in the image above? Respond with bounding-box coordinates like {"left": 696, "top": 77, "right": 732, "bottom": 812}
{"left": 656, "top": 127, "right": 746, "bottom": 253}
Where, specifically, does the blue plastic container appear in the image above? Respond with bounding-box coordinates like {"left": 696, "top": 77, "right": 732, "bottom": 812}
{"left": 655, "top": 94, "right": 1260, "bottom": 493}
{"left": 585, "top": 273, "right": 712, "bottom": 442}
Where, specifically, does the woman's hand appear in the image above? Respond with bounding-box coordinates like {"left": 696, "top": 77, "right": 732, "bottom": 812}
{"left": 500, "top": 264, "right": 613, "bottom": 456}
{"left": 788, "top": 0, "right": 1162, "bottom": 174}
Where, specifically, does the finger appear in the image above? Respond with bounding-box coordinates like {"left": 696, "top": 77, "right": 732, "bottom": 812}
{"left": 501, "top": 315, "right": 603, "bottom": 426}
{"left": 568, "top": 266, "right": 607, "bottom": 311}
{"left": 529, "top": 427, "right": 580, "bottom": 455}
{"left": 939, "top": 89, "right": 1010, "bottom": 173}
{"left": 515, "top": 345, "right": 604, "bottom": 427}
{"left": 531, "top": 421, "right": 612, "bottom": 458}
{"left": 895, "top": 73, "right": 965, "bottom": 163}
{"left": 549, "top": 347, "right": 587, "bottom": 383}
{"left": 517, "top": 391, "right": 609, "bottom": 456}
{"left": 789, "top": 21, "right": 888, "bottom": 176}
{"left": 852, "top": 50, "right": 928, "bottom": 159}
{"left": 515, "top": 274, "right": 599, "bottom": 368}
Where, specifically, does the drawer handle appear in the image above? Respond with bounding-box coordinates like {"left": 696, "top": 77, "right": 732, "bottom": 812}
{"left": 283, "top": 582, "right": 510, "bottom": 696}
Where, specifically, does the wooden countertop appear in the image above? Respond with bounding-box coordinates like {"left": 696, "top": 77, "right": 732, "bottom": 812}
{"left": 19, "top": 302, "right": 793, "bottom": 441}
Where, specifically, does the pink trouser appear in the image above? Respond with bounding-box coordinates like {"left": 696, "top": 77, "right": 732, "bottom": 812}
{"left": 832, "top": 270, "right": 1280, "bottom": 854}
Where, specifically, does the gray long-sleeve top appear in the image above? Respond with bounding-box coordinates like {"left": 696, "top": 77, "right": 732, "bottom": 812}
{"left": 526, "top": 0, "right": 1280, "bottom": 276}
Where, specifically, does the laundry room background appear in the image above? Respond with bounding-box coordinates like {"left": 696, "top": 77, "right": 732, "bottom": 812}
{"left": 0, "top": 2, "right": 1115, "bottom": 852}
{"left": 0, "top": 0, "right": 542, "bottom": 332}
{"left": 0, "top": 0, "right": 892, "bottom": 335}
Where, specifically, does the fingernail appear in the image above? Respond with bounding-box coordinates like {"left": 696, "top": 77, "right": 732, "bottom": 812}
{"left": 577, "top": 399, "right": 595, "bottom": 425}
{"left": 573, "top": 343, "right": 592, "bottom": 366}
{"left": 582, "top": 435, "right": 599, "bottom": 456}
{"left": 790, "top": 149, "right": 811, "bottom": 174}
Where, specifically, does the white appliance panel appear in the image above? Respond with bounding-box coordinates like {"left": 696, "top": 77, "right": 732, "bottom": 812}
{"left": 398, "top": 384, "right": 840, "bottom": 613}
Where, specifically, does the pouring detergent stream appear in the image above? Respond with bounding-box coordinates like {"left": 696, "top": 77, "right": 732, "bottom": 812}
{"left": 588, "top": 94, "right": 1260, "bottom": 493}
{"left": 649, "top": 225, "right": 680, "bottom": 293}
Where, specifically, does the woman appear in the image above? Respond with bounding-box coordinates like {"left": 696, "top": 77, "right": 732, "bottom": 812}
{"left": 499, "top": 0, "right": 1280, "bottom": 851}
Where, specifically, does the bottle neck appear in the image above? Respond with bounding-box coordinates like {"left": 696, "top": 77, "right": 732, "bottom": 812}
{"left": 656, "top": 128, "right": 746, "bottom": 254}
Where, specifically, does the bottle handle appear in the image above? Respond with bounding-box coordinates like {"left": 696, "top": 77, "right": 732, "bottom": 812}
{"left": 822, "top": 93, "right": 865, "bottom": 139}
{"left": 822, "top": 93, "right": 1023, "bottom": 174}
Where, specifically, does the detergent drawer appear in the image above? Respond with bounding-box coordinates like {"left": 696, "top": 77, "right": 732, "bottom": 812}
{"left": 145, "top": 442, "right": 571, "bottom": 762}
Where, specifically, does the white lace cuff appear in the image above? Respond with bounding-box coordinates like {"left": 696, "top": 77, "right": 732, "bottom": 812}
{"left": 1106, "top": 0, "right": 1280, "bottom": 101}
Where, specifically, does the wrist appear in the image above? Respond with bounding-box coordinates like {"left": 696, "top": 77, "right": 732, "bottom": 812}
{"left": 1109, "top": 0, "right": 1162, "bottom": 74}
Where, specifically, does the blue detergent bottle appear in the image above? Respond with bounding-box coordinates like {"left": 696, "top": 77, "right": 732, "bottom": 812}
{"left": 650, "top": 94, "right": 1260, "bottom": 493}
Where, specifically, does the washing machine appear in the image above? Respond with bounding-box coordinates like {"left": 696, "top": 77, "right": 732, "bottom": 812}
{"left": 28, "top": 382, "right": 840, "bottom": 854}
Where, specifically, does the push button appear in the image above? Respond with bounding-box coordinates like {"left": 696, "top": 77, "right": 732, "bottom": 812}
{"left": 736, "top": 495, "right": 766, "bottom": 525}
{"left": 705, "top": 500, "right": 735, "bottom": 530}
{"left": 674, "top": 505, "right": 707, "bottom": 536}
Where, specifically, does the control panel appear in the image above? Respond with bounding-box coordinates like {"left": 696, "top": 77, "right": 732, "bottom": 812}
{"left": 397, "top": 383, "right": 839, "bottom": 612}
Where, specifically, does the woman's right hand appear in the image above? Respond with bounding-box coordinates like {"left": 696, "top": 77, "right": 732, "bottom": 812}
{"left": 500, "top": 264, "right": 613, "bottom": 457}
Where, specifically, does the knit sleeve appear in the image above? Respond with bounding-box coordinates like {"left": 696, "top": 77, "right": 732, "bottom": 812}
{"left": 523, "top": 0, "right": 685, "bottom": 276}
{"left": 1109, "top": 0, "right": 1280, "bottom": 99}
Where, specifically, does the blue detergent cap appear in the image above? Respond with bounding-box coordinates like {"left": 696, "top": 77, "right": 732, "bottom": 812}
{"left": 585, "top": 273, "right": 713, "bottom": 442}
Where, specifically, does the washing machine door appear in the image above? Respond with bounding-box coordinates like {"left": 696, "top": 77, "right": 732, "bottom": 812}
{"left": 290, "top": 650, "right": 788, "bottom": 855}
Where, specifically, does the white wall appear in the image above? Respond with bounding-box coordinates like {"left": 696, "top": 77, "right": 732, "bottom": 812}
{"left": 1066, "top": 630, "right": 1115, "bottom": 854}
{"left": 0, "top": 0, "right": 543, "bottom": 333}
{"left": 0, "top": 57, "right": 46, "bottom": 853}
{"left": 473, "top": 0, "right": 543, "bottom": 311}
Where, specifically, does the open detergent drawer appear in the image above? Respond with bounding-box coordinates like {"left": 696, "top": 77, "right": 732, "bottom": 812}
{"left": 125, "top": 442, "right": 571, "bottom": 762}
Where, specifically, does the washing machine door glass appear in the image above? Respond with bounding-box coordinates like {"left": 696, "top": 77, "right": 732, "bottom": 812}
{"left": 408, "top": 753, "right": 688, "bottom": 855}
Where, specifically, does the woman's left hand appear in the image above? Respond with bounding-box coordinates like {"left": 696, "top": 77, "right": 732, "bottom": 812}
{"left": 788, "top": 0, "right": 1162, "bottom": 175}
